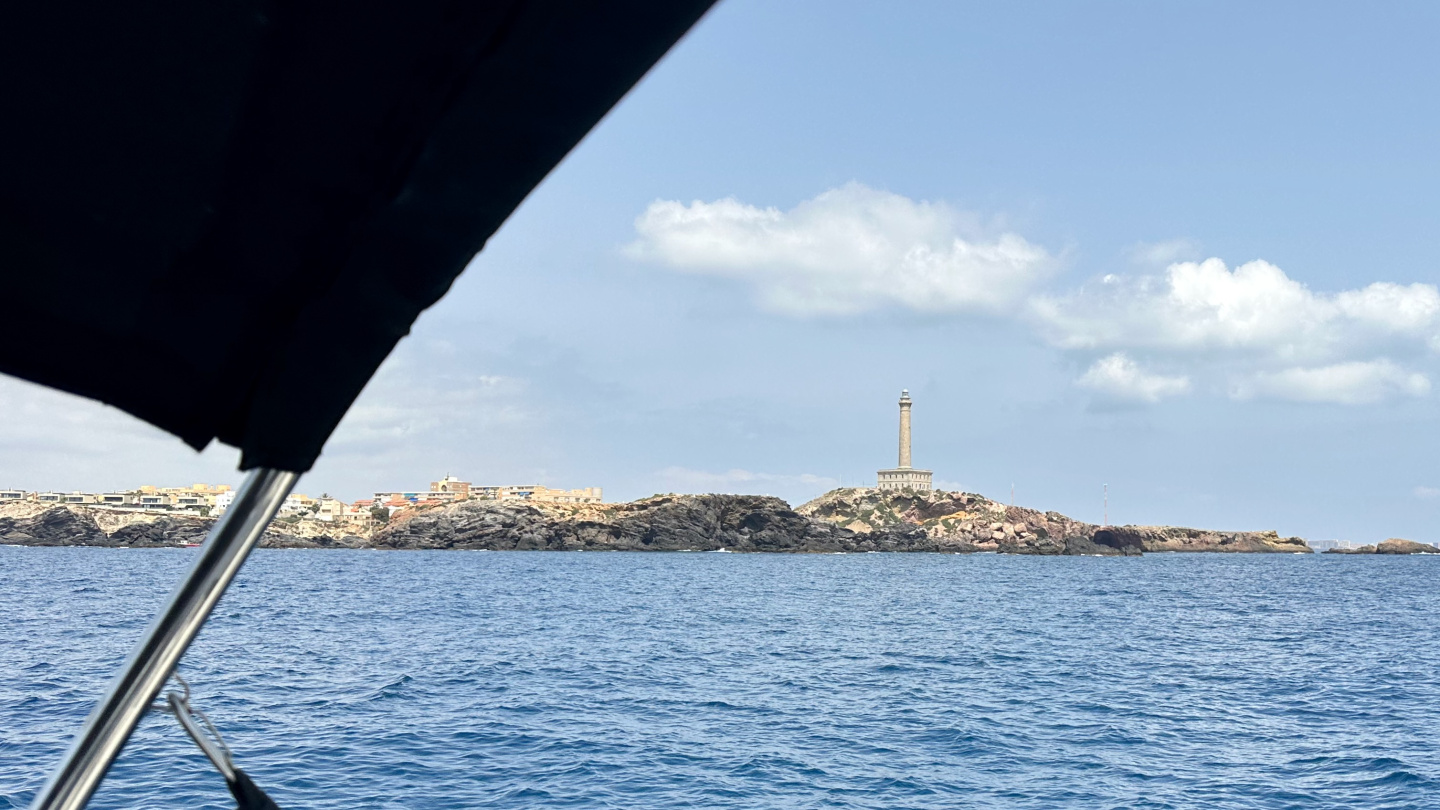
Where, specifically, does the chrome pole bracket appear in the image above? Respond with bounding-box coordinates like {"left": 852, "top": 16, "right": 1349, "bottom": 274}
{"left": 30, "top": 468, "right": 298, "bottom": 810}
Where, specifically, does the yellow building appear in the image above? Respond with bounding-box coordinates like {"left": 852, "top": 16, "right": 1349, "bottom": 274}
{"left": 430, "top": 475, "right": 471, "bottom": 499}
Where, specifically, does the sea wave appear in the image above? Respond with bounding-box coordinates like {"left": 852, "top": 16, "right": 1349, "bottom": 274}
{"left": 1, "top": 549, "right": 1437, "bottom": 808}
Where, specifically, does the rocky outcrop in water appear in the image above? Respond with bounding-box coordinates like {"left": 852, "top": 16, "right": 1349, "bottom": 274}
{"left": 796, "top": 488, "right": 1124, "bottom": 554}
{"left": 796, "top": 489, "right": 1309, "bottom": 555}
{"left": 105, "top": 516, "right": 211, "bottom": 547}
{"left": 0, "top": 504, "right": 354, "bottom": 548}
{"left": 0, "top": 507, "right": 108, "bottom": 546}
{"left": 0, "top": 490, "right": 1315, "bottom": 555}
{"left": 1092, "top": 526, "right": 1310, "bottom": 554}
{"left": 370, "top": 494, "right": 938, "bottom": 552}
{"left": 1324, "top": 538, "right": 1439, "bottom": 555}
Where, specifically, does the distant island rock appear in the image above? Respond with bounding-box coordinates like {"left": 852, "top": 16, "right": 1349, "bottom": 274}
{"left": 2, "top": 488, "right": 1316, "bottom": 555}
{"left": 1324, "top": 538, "right": 1439, "bottom": 555}
{"left": 373, "top": 494, "right": 887, "bottom": 552}
{"left": 795, "top": 488, "right": 1309, "bottom": 555}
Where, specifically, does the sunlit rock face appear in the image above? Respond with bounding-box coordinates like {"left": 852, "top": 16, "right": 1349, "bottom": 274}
{"left": 798, "top": 488, "right": 1311, "bottom": 556}
{"left": 0, "top": 492, "right": 1311, "bottom": 555}
{"left": 1327, "top": 538, "right": 1439, "bottom": 555}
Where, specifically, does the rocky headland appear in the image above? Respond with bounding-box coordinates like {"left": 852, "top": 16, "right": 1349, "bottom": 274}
{"left": 1324, "top": 538, "right": 1440, "bottom": 555}
{"left": 795, "top": 488, "right": 1310, "bottom": 555}
{"left": 2, "top": 488, "right": 1317, "bottom": 556}
{"left": 0, "top": 501, "right": 366, "bottom": 549}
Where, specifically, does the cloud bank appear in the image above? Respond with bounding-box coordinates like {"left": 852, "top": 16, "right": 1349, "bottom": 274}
{"left": 628, "top": 183, "right": 1053, "bottom": 315}
{"left": 631, "top": 186, "right": 1438, "bottom": 407}
{"left": 1030, "top": 259, "right": 1440, "bottom": 361}
{"left": 1229, "top": 360, "right": 1430, "bottom": 405}
{"left": 1032, "top": 258, "right": 1439, "bottom": 405}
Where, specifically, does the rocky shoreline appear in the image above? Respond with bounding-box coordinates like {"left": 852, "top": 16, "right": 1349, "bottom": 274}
{"left": 0, "top": 501, "right": 365, "bottom": 550}
{"left": 0, "top": 487, "right": 1351, "bottom": 556}
{"left": 1323, "top": 538, "right": 1440, "bottom": 555}
{"left": 793, "top": 489, "right": 1313, "bottom": 555}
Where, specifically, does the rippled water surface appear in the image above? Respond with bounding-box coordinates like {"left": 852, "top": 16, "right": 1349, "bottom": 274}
{"left": 2, "top": 548, "right": 1439, "bottom": 809}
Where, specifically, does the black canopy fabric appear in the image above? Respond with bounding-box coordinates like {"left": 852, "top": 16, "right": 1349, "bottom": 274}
{"left": 0, "top": 0, "right": 714, "bottom": 472}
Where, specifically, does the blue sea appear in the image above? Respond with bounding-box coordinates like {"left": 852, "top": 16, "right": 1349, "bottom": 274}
{"left": 2, "top": 548, "right": 1438, "bottom": 809}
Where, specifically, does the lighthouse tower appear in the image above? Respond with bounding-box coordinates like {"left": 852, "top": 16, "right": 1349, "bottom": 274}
{"left": 876, "top": 390, "right": 933, "bottom": 491}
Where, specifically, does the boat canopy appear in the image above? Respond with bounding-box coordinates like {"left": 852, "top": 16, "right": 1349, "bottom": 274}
{"left": 0, "top": 0, "right": 716, "bottom": 472}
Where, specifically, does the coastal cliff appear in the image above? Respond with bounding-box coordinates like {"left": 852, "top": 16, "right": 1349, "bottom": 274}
{"left": 2, "top": 489, "right": 1312, "bottom": 554}
{"left": 796, "top": 489, "right": 1310, "bottom": 555}
{"left": 0, "top": 502, "right": 364, "bottom": 549}
{"left": 796, "top": 488, "right": 1119, "bottom": 554}
{"left": 370, "top": 494, "right": 935, "bottom": 552}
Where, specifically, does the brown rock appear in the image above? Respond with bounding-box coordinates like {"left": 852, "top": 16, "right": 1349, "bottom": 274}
{"left": 1109, "top": 526, "right": 1311, "bottom": 554}
{"left": 1375, "top": 538, "right": 1440, "bottom": 554}
{"left": 370, "top": 494, "right": 957, "bottom": 553}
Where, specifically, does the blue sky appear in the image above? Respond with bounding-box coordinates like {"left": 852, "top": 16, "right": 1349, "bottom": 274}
{"left": 5, "top": 0, "right": 1440, "bottom": 542}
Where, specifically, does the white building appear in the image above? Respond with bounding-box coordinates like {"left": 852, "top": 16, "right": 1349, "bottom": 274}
{"left": 477, "top": 485, "right": 603, "bottom": 504}
{"left": 315, "top": 497, "right": 346, "bottom": 522}
{"left": 174, "top": 493, "right": 206, "bottom": 511}
{"left": 281, "top": 493, "right": 316, "bottom": 514}
{"left": 137, "top": 493, "right": 171, "bottom": 510}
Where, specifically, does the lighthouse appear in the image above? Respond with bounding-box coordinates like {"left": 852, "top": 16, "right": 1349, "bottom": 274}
{"left": 876, "top": 389, "right": 933, "bottom": 491}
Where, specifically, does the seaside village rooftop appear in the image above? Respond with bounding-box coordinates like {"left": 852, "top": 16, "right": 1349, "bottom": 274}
{"left": 0, "top": 476, "right": 602, "bottom": 527}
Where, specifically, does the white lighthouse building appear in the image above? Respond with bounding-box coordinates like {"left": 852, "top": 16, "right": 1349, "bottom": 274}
{"left": 876, "top": 389, "right": 933, "bottom": 491}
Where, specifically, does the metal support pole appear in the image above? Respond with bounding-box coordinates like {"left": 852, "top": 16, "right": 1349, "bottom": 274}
{"left": 30, "top": 468, "right": 298, "bottom": 810}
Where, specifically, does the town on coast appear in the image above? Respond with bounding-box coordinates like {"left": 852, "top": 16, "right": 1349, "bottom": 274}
{"left": 0, "top": 477, "right": 602, "bottom": 530}
{"left": 2, "top": 392, "right": 1435, "bottom": 555}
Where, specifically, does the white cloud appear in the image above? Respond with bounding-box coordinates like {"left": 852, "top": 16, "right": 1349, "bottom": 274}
{"left": 655, "top": 466, "right": 838, "bottom": 497}
{"left": 1032, "top": 258, "right": 1440, "bottom": 361}
{"left": 1077, "top": 353, "right": 1191, "bottom": 402}
{"left": 1033, "top": 258, "right": 1440, "bottom": 405}
{"left": 628, "top": 183, "right": 1437, "bottom": 410}
{"left": 0, "top": 374, "right": 242, "bottom": 492}
{"left": 1230, "top": 360, "right": 1430, "bottom": 405}
{"left": 1125, "top": 238, "right": 1202, "bottom": 267}
{"left": 335, "top": 370, "right": 529, "bottom": 447}
{"left": 627, "top": 183, "right": 1053, "bottom": 316}
{"left": 1414, "top": 486, "right": 1440, "bottom": 501}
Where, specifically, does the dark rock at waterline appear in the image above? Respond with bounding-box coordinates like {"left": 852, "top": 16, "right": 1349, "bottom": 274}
{"left": 0, "top": 507, "right": 107, "bottom": 546}
{"left": 1072, "top": 529, "right": 1146, "bottom": 556}
{"left": 108, "top": 516, "right": 211, "bottom": 547}
{"left": 370, "top": 491, "right": 1321, "bottom": 556}
{"left": 1085, "top": 525, "right": 1306, "bottom": 554}
{"left": 2, "top": 491, "right": 1316, "bottom": 556}
{"left": 1375, "top": 538, "right": 1439, "bottom": 554}
{"left": 0, "top": 506, "right": 342, "bottom": 549}
{"left": 370, "top": 494, "right": 951, "bottom": 553}
{"left": 258, "top": 529, "right": 368, "bottom": 549}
